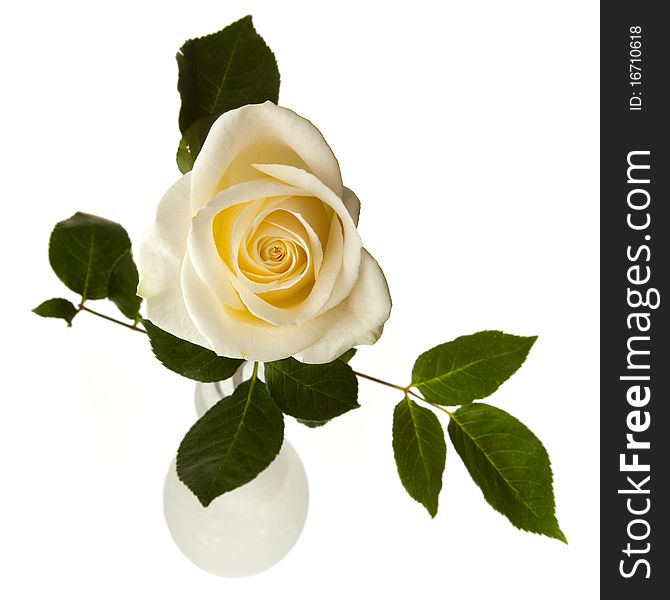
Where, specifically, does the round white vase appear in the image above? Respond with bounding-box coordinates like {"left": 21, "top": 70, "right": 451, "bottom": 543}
{"left": 163, "top": 365, "right": 309, "bottom": 577}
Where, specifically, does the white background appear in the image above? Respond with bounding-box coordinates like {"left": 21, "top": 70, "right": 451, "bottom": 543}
{"left": 1, "top": 1, "right": 599, "bottom": 598}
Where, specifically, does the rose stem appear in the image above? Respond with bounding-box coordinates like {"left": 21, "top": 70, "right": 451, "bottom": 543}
{"left": 77, "top": 304, "right": 147, "bottom": 334}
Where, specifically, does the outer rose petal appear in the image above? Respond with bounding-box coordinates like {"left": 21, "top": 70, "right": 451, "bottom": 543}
{"left": 342, "top": 187, "right": 361, "bottom": 226}
{"left": 295, "top": 249, "right": 392, "bottom": 363}
{"left": 191, "top": 102, "right": 343, "bottom": 212}
{"left": 135, "top": 173, "right": 209, "bottom": 348}
{"left": 180, "top": 248, "right": 390, "bottom": 363}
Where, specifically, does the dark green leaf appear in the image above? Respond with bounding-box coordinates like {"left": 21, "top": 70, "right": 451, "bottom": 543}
{"left": 48, "top": 213, "right": 131, "bottom": 301}
{"left": 32, "top": 298, "right": 78, "bottom": 326}
{"left": 412, "top": 331, "right": 537, "bottom": 405}
{"left": 176, "top": 114, "right": 219, "bottom": 174}
{"left": 296, "top": 418, "right": 330, "bottom": 428}
{"left": 177, "top": 15, "right": 280, "bottom": 134}
{"left": 107, "top": 251, "right": 141, "bottom": 320}
{"left": 392, "top": 397, "right": 446, "bottom": 517}
{"left": 177, "top": 376, "right": 284, "bottom": 506}
{"left": 337, "top": 348, "right": 357, "bottom": 363}
{"left": 448, "top": 403, "right": 566, "bottom": 542}
{"left": 143, "top": 320, "right": 243, "bottom": 382}
{"left": 264, "top": 356, "right": 359, "bottom": 421}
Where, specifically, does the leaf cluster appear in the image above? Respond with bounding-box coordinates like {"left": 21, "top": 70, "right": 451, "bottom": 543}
{"left": 33, "top": 212, "right": 141, "bottom": 326}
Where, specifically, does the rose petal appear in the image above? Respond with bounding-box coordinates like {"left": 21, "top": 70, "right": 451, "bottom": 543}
{"left": 234, "top": 207, "right": 320, "bottom": 289}
{"left": 342, "top": 187, "right": 361, "bottom": 226}
{"left": 271, "top": 194, "right": 332, "bottom": 247}
{"left": 135, "top": 173, "right": 210, "bottom": 347}
{"left": 181, "top": 249, "right": 390, "bottom": 363}
{"left": 191, "top": 102, "right": 343, "bottom": 212}
{"left": 228, "top": 216, "right": 343, "bottom": 327}
{"left": 191, "top": 172, "right": 356, "bottom": 327}
{"left": 188, "top": 180, "right": 304, "bottom": 311}
{"left": 294, "top": 249, "right": 392, "bottom": 364}
{"left": 181, "top": 255, "right": 333, "bottom": 361}
{"left": 250, "top": 163, "right": 362, "bottom": 313}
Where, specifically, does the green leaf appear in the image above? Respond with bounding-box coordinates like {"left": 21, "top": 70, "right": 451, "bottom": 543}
{"left": 412, "top": 331, "right": 537, "bottom": 405}
{"left": 296, "top": 418, "right": 330, "bottom": 428}
{"left": 448, "top": 403, "right": 566, "bottom": 542}
{"left": 264, "top": 356, "right": 359, "bottom": 421}
{"left": 392, "top": 397, "right": 446, "bottom": 517}
{"left": 32, "top": 298, "right": 78, "bottom": 326}
{"left": 107, "top": 251, "right": 141, "bottom": 320}
{"left": 48, "top": 213, "right": 131, "bottom": 301}
{"left": 337, "top": 348, "right": 357, "bottom": 363}
{"left": 177, "top": 15, "right": 280, "bottom": 135}
{"left": 177, "top": 375, "right": 284, "bottom": 506}
{"left": 176, "top": 114, "right": 219, "bottom": 174}
{"left": 143, "top": 320, "right": 243, "bottom": 382}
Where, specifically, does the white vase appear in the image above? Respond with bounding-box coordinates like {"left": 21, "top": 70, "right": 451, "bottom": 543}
{"left": 163, "top": 364, "right": 309, "bottom": 577}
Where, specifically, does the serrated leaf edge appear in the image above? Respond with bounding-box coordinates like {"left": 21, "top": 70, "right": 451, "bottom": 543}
{"left": 413, "top": 332, "right": 537, "bottom": 389}
{"left": 393, "top": 397, "right": 445, "bottom": 518}
{"left": 448, "top": 405, "right": 566, "bottom": 543}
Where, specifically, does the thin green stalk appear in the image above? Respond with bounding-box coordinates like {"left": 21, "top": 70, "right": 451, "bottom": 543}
{"left": 352, "top": 370, "right": 410, "bottom": 394}
{"left": 78, "top": 304, "right": 147, "bottom": 334}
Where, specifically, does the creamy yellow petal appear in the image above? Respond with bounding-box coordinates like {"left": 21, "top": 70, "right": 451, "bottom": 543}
{"left": 191, "top": 102, "right": 343, "bottom": 213}
{"left": 188, "top": 180, "right": 303, "bottom": 311}
{"left": 295, "top": 249, "right": 392, "bottom": 363}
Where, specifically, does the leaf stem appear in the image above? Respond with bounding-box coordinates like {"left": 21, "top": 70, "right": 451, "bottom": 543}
{"left": 421, "top": 400, "right": 455, "bottom": 418}
{"left": 78, "top": 304, "right": 147, "bottom": 334}
{"left": 352, "top": 370, "right": 426, "bottom": 403}
{"left": 353, "top": 369, "right": 455, "bottom": 417}
{"left": 352, "top": 370, "right": 411, "bottom": 394}
{"left": 407, "top": 389, "right": 427, "bottom": 402}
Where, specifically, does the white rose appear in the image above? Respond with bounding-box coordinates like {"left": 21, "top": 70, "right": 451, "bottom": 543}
{"left": 136, "top": 101, "right": 391, "bottom": 363}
